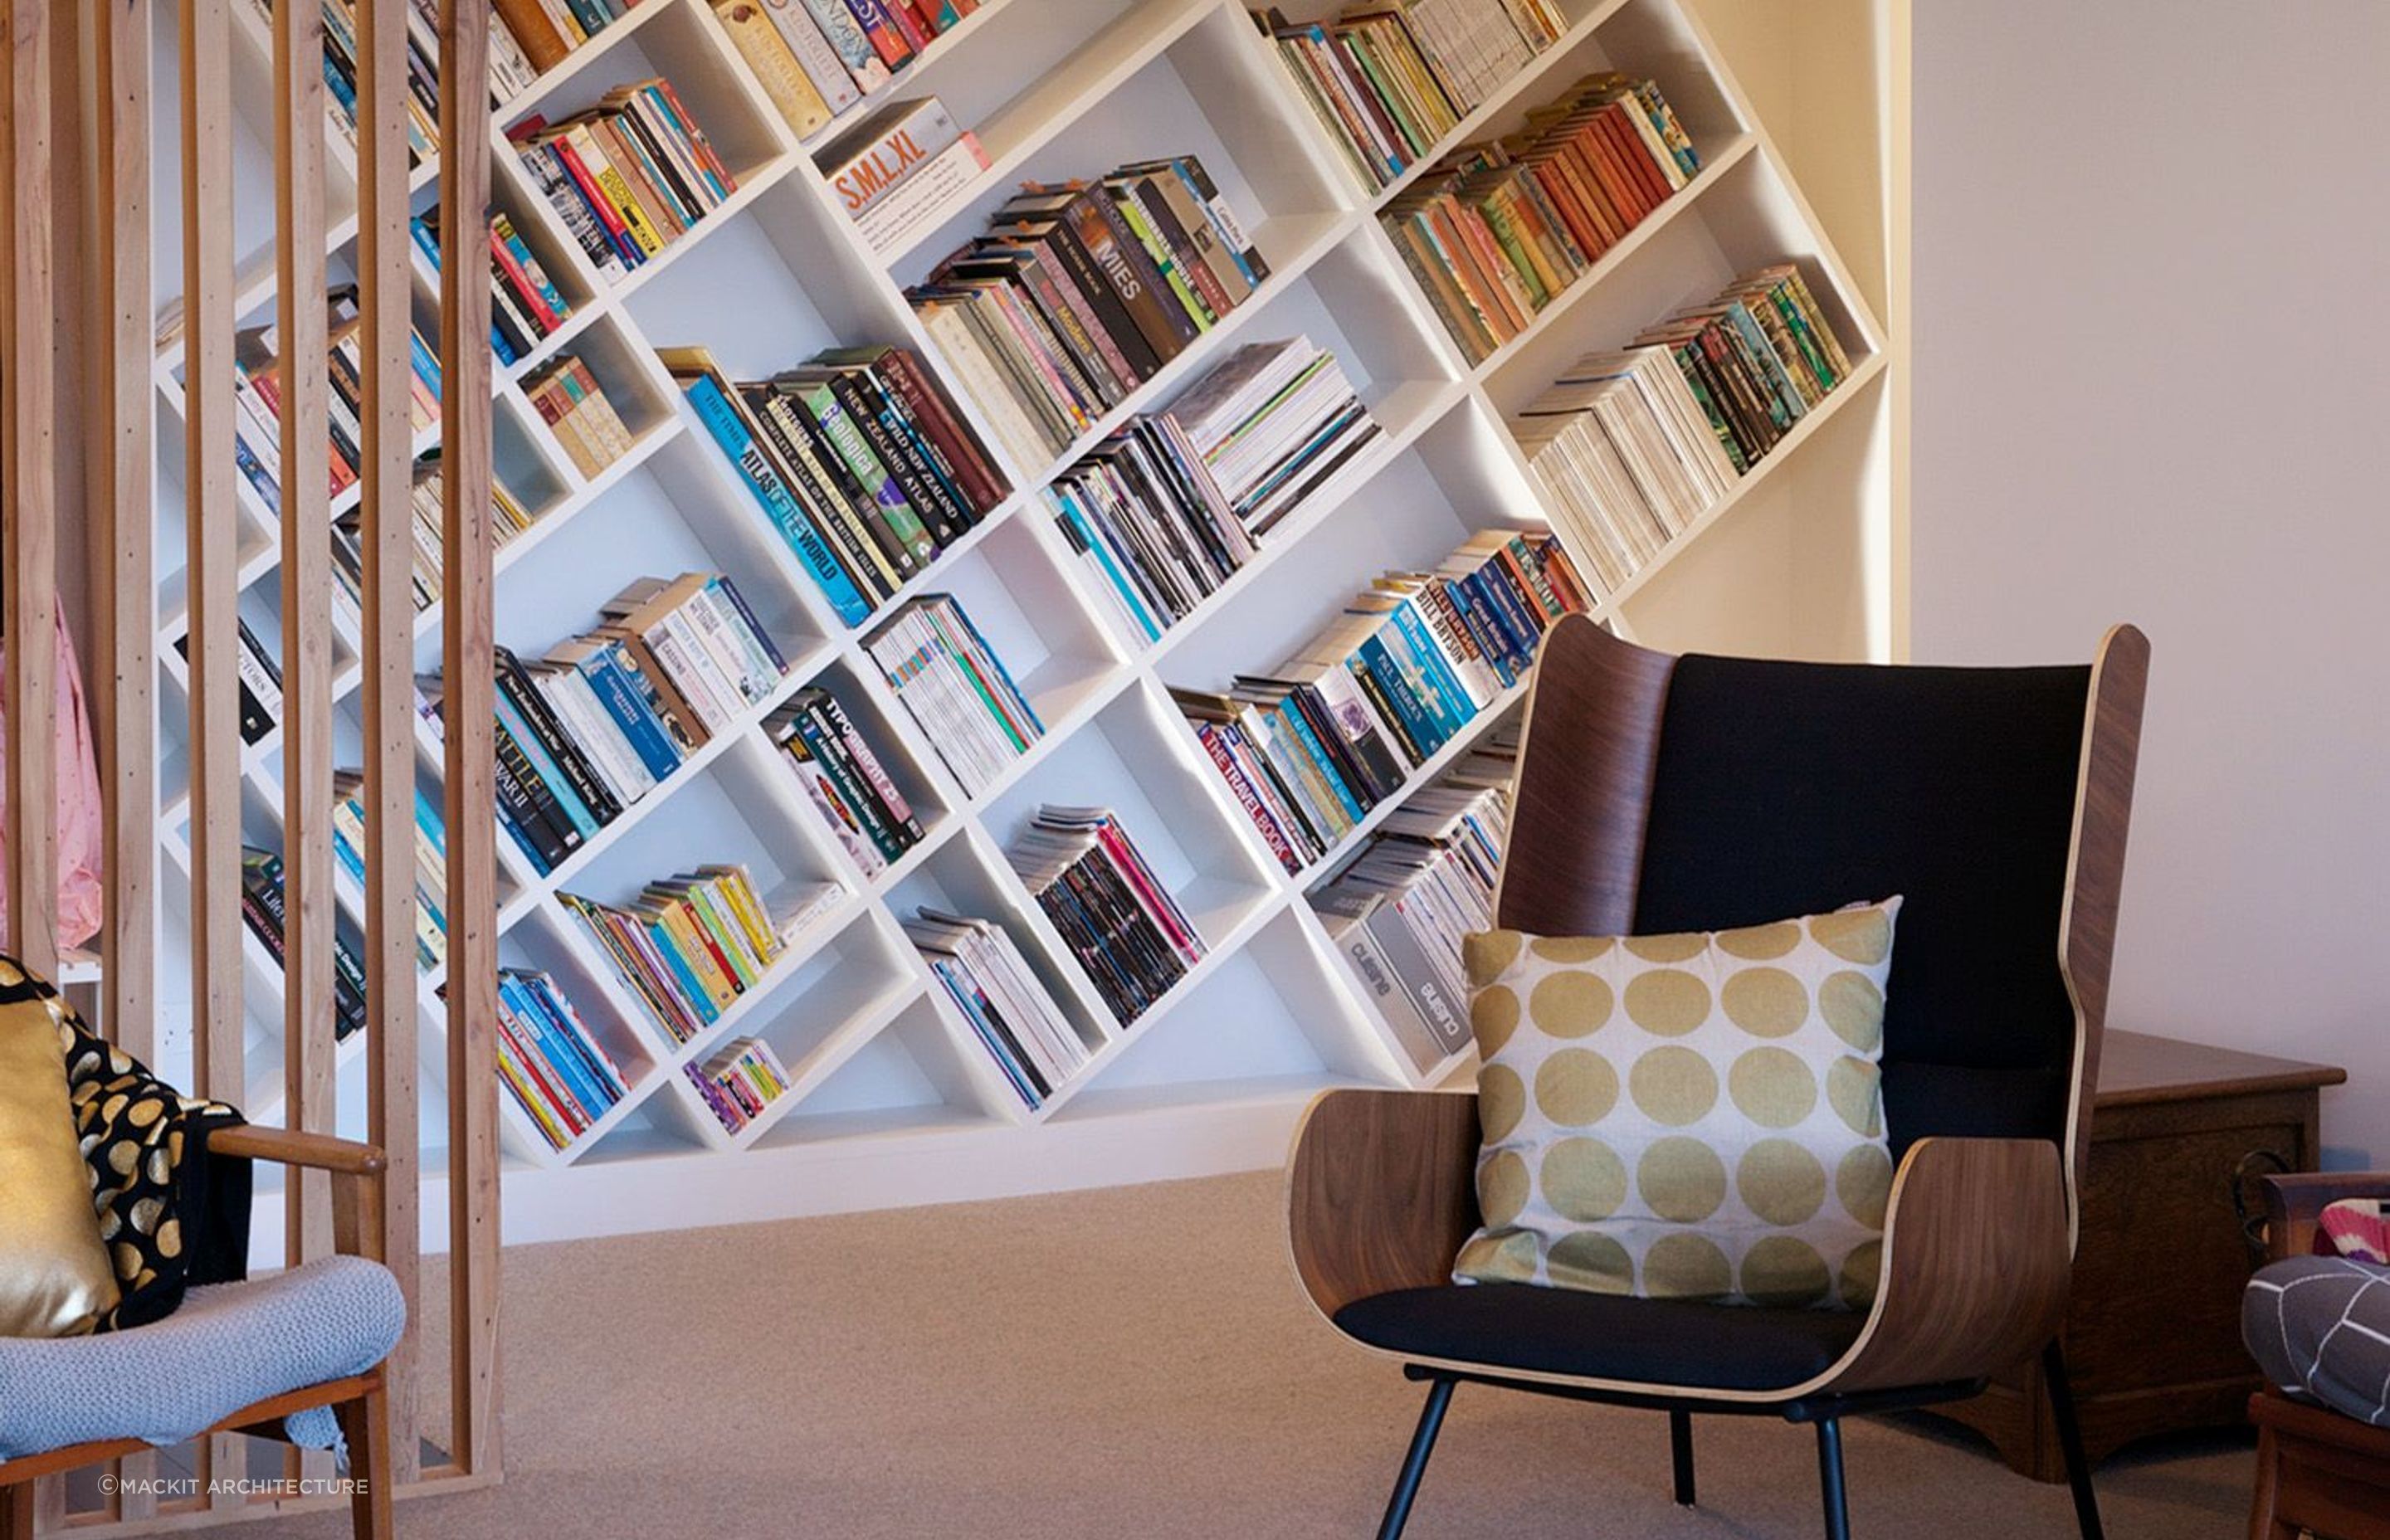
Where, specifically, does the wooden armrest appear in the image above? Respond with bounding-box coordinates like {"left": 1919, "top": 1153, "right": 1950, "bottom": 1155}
{"left": 204, "top": 1124, "right": 388, "bottom": 1264}
{"left": 1287, "top": 1089, "right": 1479, "bottom": 1318}
{"left": 2261, "top": 1171, "right": 2390, "bottom": 1263}
{"left": 1827, "top": 1137, "right": 2072, "bottom": 1395}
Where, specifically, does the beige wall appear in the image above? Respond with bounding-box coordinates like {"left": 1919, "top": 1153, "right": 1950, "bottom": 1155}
{"left": 1912, "top": 2, "right": 2390, "bottom": 1158}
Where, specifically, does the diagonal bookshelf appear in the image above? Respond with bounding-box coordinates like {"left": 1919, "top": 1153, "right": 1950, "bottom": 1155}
{"left": 142, "top": 0, "right": 1891, "bottom": 1246}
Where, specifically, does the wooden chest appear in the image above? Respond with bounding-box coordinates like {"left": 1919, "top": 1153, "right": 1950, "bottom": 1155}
{"left": 1933, "top": 1031, "right": 2347, "bottom": 1481}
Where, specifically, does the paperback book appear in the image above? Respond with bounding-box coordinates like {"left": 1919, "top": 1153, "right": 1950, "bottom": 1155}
{"left": 510, "top": 77, "right": 740, "bottom": 285}
{"left": 499, "top": 966, "right": 630, "bottom": 1150}
{"left": 560, "top": 864, "right": 807, "bottom": 1047}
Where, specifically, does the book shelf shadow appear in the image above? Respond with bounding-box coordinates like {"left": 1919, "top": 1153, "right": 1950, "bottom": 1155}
{"left": 753, "top": 989, "right": 1017, "bottom": 1148}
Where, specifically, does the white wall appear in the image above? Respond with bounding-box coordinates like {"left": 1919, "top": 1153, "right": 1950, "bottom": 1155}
{"left": 1912, "top": 2, "right": 2390, "bottom": 1161}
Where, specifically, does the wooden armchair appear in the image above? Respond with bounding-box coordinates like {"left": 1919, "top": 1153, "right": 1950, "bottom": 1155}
{"left": 0, "top": 1126, "right": 397, "bottom": 1540}
{"left": 1289, "top": 616, "right": 2149, "bottom": 1540}
{"left": 2247, "top": 1172, "right": 2390, "bottom": 1540}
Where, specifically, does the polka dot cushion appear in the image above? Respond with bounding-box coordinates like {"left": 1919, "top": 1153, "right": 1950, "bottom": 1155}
{"left": 1453, "top": 899, "right": 1900, "bottom": 1311}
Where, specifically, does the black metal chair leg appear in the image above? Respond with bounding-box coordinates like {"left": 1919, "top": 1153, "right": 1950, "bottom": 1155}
{"left": 2041, "top": 1342, "right": 2105, "bottom": 1540}
{"left": 1378, "top": 1377, "right": 1455, "bottom": 1540}
{"left": 1816, "top": 1416, "right": 1851, "bottom": 1540}
{"left": 1669, "top": 1409, "right": 1695, "bottom": 1506}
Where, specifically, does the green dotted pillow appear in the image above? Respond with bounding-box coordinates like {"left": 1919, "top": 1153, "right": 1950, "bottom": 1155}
{"left": 1454, "top": 899, "right": 1900, "bottom": 1311}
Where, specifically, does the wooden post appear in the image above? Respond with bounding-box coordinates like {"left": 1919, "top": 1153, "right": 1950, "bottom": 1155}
{"left": 437, "top": 0, "right": 501, "bottom": 1479}
{"left": 355, "top": 0, "right": 425, "bottom": 1485}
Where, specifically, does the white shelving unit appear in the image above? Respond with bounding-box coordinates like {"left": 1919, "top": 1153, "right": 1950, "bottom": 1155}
{"left": 140, "top": 0, "right": 1891, "bottom": 1247}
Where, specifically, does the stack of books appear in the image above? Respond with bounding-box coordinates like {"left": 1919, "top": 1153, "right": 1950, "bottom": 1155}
{"left": 1046, "top": 414, "right": 1254, "bottom": 646}
{"left": 521, "top": 353, "right": 635, "bottom": 478}
{"left": 411, "top": 209, "right": 574, "bottom": 370}
{"left": 497, "top": 966, "right": 628, "bottom": 1151}
{"left": 1311, "top": 735, "right": 1514, "bottom": 1074}
{"left": 1514, "top": 265, "right": 1852, "bottom": 592}
{"left": 328, "top": 771, "right": 450, "bottom": 974}
{"left": 261, "top": 0, "right": 542, "bottom": 164}
{"left": 509, "top": 78, "right": 739, "bottom": 285}
{"left": 330, "top": 454, "right": 537, "bottom": 623}
{"left": 817, "top": 97, "right": 990, "bottom": 256}
{"left": 1007, "top": 807, "right": 1206, "bottom": 1026}
{"left": 862, "top": 595, "right": 1042, "bottom": 797}
{"left": 685, "top": 1035, "right": 793, "bottom": 1135}
{"left": 906, "top": 159, "right": 1272, "bottom": 470}
{"left": 766, "top": 685, "right": 927, "bottom": 878}
{"left": 1383, "top": 72, "right": 1700, "bottom": 363}
{"left": 708, "top": 0, "right": 983, "bottom": 144}
{"left": 1170, "top": 529, "right": 1583, "bottom": 874}
{"left": 237, "top": 846, "right": 371, "bottom": 1041}
{"left": 224, "top": 287, "right": 439, "bottom": 514}
{"left": 558, "top": 864, "right": 815, "bottom": 1045}
{"left": 1161, "top": 337, "right": 1379, "bottom": 537}
{"left": 174, "top": 621, "right": 284, "bottom": 747}
{"left": 1256, "top": 2, "right": 1566, "bottom": 191}
{"left": 905, "top": 909, "right": 1089, "bottom": 1111}
{"left": 495, "top": 0, "right": 646, "bottom": 75}
{"left": 669, "top": 344, "right": 1011, "bottom": 629}
{"left": 426, "top": 572, "right": 786, "bottom": 875}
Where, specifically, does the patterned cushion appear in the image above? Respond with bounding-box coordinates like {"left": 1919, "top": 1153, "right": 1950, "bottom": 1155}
{"left": 2321, "top": 1198, "right": 2390, "bottom": 1265}
{"left": 0, "top": 963, "right": 118, "bottom": 1336}
{"left": 1454, "top": 899, "right": 1900, "bottom": 1309}
{"left": 2245, "top": 1255, "right": 2390, "bottom": 1426}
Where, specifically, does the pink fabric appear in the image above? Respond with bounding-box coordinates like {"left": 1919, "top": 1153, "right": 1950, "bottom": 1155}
{"left": 0, "top": 610, "right": 106, "bottom": 950}
{"left": 2321, "top": 1198, "right": 2390, "bottom": 1265}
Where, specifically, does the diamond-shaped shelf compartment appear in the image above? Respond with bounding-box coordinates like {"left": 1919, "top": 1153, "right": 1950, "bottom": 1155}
{"left": 748, "top": 987, "right": 1020, "bottom": 1149}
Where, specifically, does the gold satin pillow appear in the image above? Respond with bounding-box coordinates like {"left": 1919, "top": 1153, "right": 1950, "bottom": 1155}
{"left": 0, "top": 981, "right": 119, "bottom": 1336}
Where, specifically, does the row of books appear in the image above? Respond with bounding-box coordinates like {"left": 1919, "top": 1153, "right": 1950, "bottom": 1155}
{"left": 1007, "top": 807, "right": 1205, "bottom": 1026}
{"left": 329, "top": 454, "right": 539, "bottom": 623}
{"left": 1512, "top": 264, "right": 1853, "bottom": 592}
{"left": 1255, "top": 0, "right": 1566, "bottom": 192}
{"left": 1163, "top": 336, "right": 1378, "bottom": 539}
{"left": 509, "top": 77, "right": 739, "bottom": 285}
{"left": 705, "top": 0, "right": 983, "bottom": 142}
{"left": 522, "top": 353, "right": 637, "bottom": 479}
{"left": 225, "top": 287, "right": 440, "bottom": 514}
{"left": 494, "top": 0, "right": 646, "bottom": 74}
{"left": 907, "top": 158, "right": 1272, "bottom": 470}
{"left": 1384, "top": 72, "right": 1700, "bottom": 363}
{"left": 816, "top": 96, "right": 989, "bottom": 256}
{"left": 1169, "top": 528, "right": 1585, "bottom": 875}
{"left": 766, "top": 685, "right": 928, "bottom": 877}
{"left": 256, "top": 0, "right": 543, "bottom": 169}
{"left": 863, "top": 595, "right": 1043, "bottom": 797}
{"left": 670, "top": 344, "right": 1011, "bottom": 628}
{"left": 175, "top": 621, "right": 285, "bottom": 748}
{"left": 471, "top": 573, "right": 790, "bottom": 875}
{"left": 499, "top": 965, "right": 629, "bottom": 1150}
{"left": 685, "top": 1035, "right": 793, "bottom": 1135}
{"left": 1313, "top": 736, "right": 1514, "bottom": 1074}
{"left": 237, "top": 846, "right": 370, "bottom": 1042}
{"left": 328, "top": 771, "right": 451, "bottom": 974}
{"left": 558, "top": 863, "right": 802, "bottom": 1046}
{"left": 411, "top": 209, "right": 576, "bottom": 370}
{"left": 906, "top": 908, "right": 1090, "bottom": 1111}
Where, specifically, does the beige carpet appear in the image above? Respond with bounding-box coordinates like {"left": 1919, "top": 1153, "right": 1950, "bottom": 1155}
{"left": 242, "top": 1171, "right": 2251, "bottom": 1539}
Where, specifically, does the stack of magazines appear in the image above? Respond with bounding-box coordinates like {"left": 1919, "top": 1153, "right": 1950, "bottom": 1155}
{"left": 1046, "top": 414, "right": 1256, "bottom": 646}
{"left": 905, "top": 909, "right": 1090, "bottom": 1111}
{"left": 1161, "top": 337, "right": 1379, "bottom": 538}
{"left": 862, "top": 595, "right": 1044, "bottom": 796}
{"left": 1007, "top": 807, "right": 1206, "bottom": 1026}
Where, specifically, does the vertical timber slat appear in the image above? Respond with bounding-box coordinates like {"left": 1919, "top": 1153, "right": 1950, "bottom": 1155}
{"left": 3, "top": 0, "right": 61, "bottom": 982}
{"left": 437, "top": 0, "right": 500, "bottom": 1480}
{"left": 355, "top": 0, "right": 425, "bottom": 1485}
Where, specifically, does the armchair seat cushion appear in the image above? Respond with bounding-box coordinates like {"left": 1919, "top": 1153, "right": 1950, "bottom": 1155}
{"left": 0, "top": 1255, "right": 405, "bottom": 1460}
{"left": 1333, "top": 1280, "right": 1864, "bottom": 1392}
{"left": 2245, "top": 1255, "right": 2390, "bottom": 1428}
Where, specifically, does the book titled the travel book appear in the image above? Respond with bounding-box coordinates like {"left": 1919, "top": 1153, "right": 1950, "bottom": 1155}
{"left": 861, "top": 594, "right": 1043, "bottom": 797}
{"left": 1312, "top": 735, "right": 1516, "bottom": 1074}
{"left": 560, "top": 864, "right": 809, "bottom": 1047}
{"left": 666, "top": 343, "right": 1010, "bottom": 629}
{"left": 1174, "top": 527, "right": 1585, "bottom": 874}
{"left": 766, "top": 686, "right": 927, "bottom": 877}
{"left": 906, "top": 907, "right": 1091, "bottom": 1111}
{"left": 509, "top": 77, "right": 739, "bottom": 285}
{"left": 1382, "top": 70, "right": 1700, "bottom": 363}
{"left": 498, "top": 966, "right": 630, "bottom": 1151}
{"left": 1005, "top": 807, "right": 1206, "bottom": 1027}
{"left": 905, "top": 154, "right": 1271, "bottom": 471}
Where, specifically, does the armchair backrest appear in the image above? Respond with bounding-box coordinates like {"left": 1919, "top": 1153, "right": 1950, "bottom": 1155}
{"left": 1496, "top": 617, "right": 2149, "bottom": 1205}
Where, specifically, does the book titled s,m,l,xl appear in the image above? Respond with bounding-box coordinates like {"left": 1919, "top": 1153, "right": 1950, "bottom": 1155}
{"left": 853, "top": 133, "right": 988, "bottom": 254}
{"left": 818, "top": 96, "right": 968, "bottom": 217}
